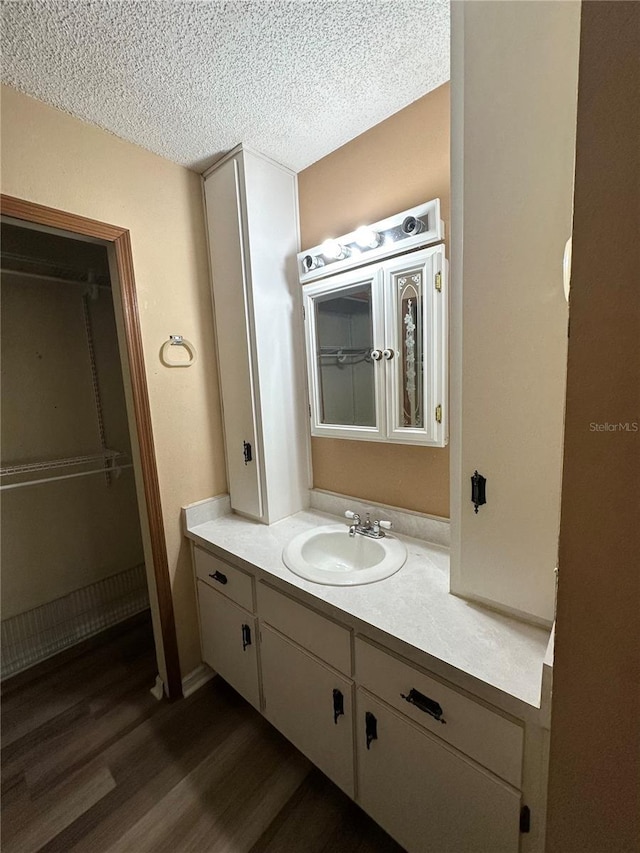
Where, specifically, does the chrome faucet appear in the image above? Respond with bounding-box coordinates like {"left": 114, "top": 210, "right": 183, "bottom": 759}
{"left": 345, "top": 510, "right": 392, "bottom": 539}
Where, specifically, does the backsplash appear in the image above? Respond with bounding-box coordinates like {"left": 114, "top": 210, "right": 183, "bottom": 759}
{"left": 309, "top": 489, "right": 450, "bottom": 548}
{"left": 183, "top": 491, "right": 449, "bottom": 549}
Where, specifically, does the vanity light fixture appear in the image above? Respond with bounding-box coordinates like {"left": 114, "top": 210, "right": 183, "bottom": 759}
{"left": 297, "top": 199, "right": 444, "bottom": 284}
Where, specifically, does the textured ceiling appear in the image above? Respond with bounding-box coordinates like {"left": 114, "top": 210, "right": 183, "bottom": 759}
{"left": 1, "top": 0, "right": 449, "bottom": 173}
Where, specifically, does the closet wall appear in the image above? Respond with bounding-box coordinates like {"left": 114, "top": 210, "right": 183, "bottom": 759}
{"left": 1, "top": 225, "right": 147, "bottom": 676}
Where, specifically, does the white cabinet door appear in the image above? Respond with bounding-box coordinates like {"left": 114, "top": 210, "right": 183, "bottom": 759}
{"left": 303, "top": 266, "right": 386, "bottom": 441}
{"left": 356, "top": 690, "right": 521, "bottom": 853}
{"left": 384, "top": 244, "right": 448, "bottom": 446}
{"left": 197, "top": 580, "right": 260, "bottom": 710}
{"left": 204, "top": 157, "right": 263, "bottom": 520}
{"left": 260, "top": 625, "right": 355, "bottom": 797}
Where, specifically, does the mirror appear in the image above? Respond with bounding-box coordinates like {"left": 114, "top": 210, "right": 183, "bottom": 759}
{"left": 314, "top": 283, "right": 376, "bottom": 427}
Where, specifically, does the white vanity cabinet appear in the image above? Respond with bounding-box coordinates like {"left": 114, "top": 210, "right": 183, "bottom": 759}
{"left": 260, "top": 625, "right": 355, "bottom": 796}
{"left": 191, "top": 545, "right": 536, "bottom": 853}
{"left": 354, "top": 638, "right": 524, "bottom": 853}
{"left": 356, "top": 690, "right": 521, "bottom": 853}
{"left": 203, "top": 145, "right": 309, "bottom": 523}
{"left": 197, "top": 582, "right": 260, "bottom": 710}
{"left": 258, "top": 581, "right": 355, "bottom": 796}
{"left": 303, "top": 244, "right": 448, "bottom": 446}
{"left": 193, "top": 546, "right": 260, "bottom": 710}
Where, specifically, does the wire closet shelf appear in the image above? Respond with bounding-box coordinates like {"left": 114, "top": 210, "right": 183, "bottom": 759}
{"left": 0, "top": 450, "right": 132, "bottom": 491}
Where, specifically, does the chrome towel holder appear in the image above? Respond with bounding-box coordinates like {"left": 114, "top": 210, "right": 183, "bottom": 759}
{"left": 161, "top": 334, "right": 196, "bottom": 367}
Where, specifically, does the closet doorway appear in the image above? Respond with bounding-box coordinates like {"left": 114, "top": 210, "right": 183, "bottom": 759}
{"left": 0, "top": 196, "right": 181, "bottom": 699}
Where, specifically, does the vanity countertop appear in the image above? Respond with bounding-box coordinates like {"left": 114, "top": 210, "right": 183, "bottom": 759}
{"left": 185, "top": 507, "right": 551, "bottom": 717}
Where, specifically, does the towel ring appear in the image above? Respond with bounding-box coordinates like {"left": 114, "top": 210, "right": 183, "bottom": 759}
{"left": 161, "top": 335, "right": 196, "bottom": 367}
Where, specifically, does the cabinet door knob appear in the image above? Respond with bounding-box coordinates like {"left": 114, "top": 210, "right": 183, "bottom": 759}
{"left": 332, "top": 688, "right": 345, "bottom": 724}
{"left": 371, "top": 349, "right": 383, "bottom": 361}
{"left": 209, "top": 570, "right": 228, "bottom": 585}
{"left": 365, "top": 711, "right": 378, "bottom": 749}
{"left": 382, "top": 348, "right": 395, "bottom": 360}
{"left": 241, "top": 623, "right": 252, "bottom": 651}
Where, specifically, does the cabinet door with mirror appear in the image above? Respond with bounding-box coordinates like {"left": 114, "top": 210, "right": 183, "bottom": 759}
{"left": 303, "top": 244, "right": 447, "bottom": 446}
{"left": 304, "top": 266, "right": 386, "bottom": 441}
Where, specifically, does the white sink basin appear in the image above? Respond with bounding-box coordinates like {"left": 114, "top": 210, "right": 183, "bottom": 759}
{"left": 282, "top": 523, "right": 407, "bottom": 586}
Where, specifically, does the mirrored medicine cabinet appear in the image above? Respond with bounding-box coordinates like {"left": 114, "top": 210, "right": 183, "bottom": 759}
{"left": 303, "top": 243, "right": 448, "bottom": 446}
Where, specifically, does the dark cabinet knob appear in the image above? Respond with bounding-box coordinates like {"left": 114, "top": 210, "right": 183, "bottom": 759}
{"left": 365, "top": 711, "right": 378, "bottom": 749}
{"left": 241, "top": 624, "right": 251, "bottom": 651}
{"left": 332, "top": 688, "right": 344, "bottom": 724}
{"left": 209, "top": 570, "right": 228, "bottom": 585}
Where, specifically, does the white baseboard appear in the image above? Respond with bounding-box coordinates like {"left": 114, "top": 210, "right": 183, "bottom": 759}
{"left": 181, "top": 663, "right": 215, "bottom": 698}
{"left": 1, "top": 564, "right": 149, "bottom": 680}
{"left": 150, "top": 663, "right": 215, "bottom": 701}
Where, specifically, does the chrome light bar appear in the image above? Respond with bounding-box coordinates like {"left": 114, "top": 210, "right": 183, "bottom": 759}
{"left": 297, "top": 198, "right": 444, "bottom": 284}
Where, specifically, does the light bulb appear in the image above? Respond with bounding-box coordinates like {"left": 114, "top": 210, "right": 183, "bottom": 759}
{"left": 401, "top": 215, "right": 424, "bottom": 236}
{"left": 302, "top": 254, "right": 324, "bottom": 272}
{"left": 321, "top": 239, "right": 350, "bottom": 261}
{"left": 354, "top": 226, "right": 381, "bottom": 249}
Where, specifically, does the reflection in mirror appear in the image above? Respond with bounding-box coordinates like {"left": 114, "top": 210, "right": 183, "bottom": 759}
{"left": 314, "top": 284, "right": 375, "bottom": 426}
{"left": 396, "top": 269, "right": 424, "bottom": 428}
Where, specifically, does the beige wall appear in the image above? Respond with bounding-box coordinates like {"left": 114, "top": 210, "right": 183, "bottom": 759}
{"left": 547, "top": 3, "right": 640, "bottom": 850}
{"left": 1, "top": 270, "right": 144, "bottom": 618}
{"left": 449, "top": 1, "right": 580, "bottom": 623}
{"left": 0, "top": 85, "right": 227, "bottom": 674}
{"left": 298, "top": 85, "right": 450, "bottom": 518}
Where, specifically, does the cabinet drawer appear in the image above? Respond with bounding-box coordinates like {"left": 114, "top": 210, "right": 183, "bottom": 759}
{"left": 257, "top": 583, "right": 352, "bottom": 675}
{"left": 261, "top": 625, "right": 354, "bottom": 797}
{"left": 356, "top": 689, "right": 521, "bottom": 853}
{"left": 197, "top": 581, "right": 260, "bottom": 710}
{"left": 355, "top": 637, "right": 523, "bottom": 788}
{"left": 194, "top": 546, "right": 254, "bottom": 612}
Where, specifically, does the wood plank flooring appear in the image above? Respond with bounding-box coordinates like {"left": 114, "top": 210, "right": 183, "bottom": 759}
{"left": 1, "top": 613, "right": 404, "bottom": 853}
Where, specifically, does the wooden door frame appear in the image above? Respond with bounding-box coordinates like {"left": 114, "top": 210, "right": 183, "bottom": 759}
{"left": 1, "top": 194, "right": 182, "bottom": 699}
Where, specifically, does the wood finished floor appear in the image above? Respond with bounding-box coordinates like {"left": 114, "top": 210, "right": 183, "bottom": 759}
{"left": 1, "top": 613, "right": 404, "bottom": 853}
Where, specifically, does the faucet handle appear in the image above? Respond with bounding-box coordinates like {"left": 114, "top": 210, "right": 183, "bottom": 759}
{"left": 345, "top": 510, "right": 360, "bottom": 522}
{"left": 377, "top": 519, "right": 392, "bottom": 530}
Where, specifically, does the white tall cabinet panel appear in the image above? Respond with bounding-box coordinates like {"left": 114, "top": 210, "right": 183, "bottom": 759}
{"left": 450, "top": 2, "right": 581, "bottom": 622}
{"left": 204, "top": 157, "right": 263, "bottom": 518}
{"left": 204, "top": 145, "right": 309, "bottom": 523}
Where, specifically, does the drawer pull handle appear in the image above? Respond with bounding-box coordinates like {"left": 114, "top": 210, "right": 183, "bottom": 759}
{"left": 209, "top": 570, "right": 228, "bottom": 585}
{"left": 241, "top": 624, "right": 252, "bottom": 651}
{"left": 365, "top": 711, "right": 378, "bottom": 749}
{"left": 332, "top": 688, "right": 344, "bottom": 725}
{"left": 401, "top": 688, "right": 446, "bottom": 724}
